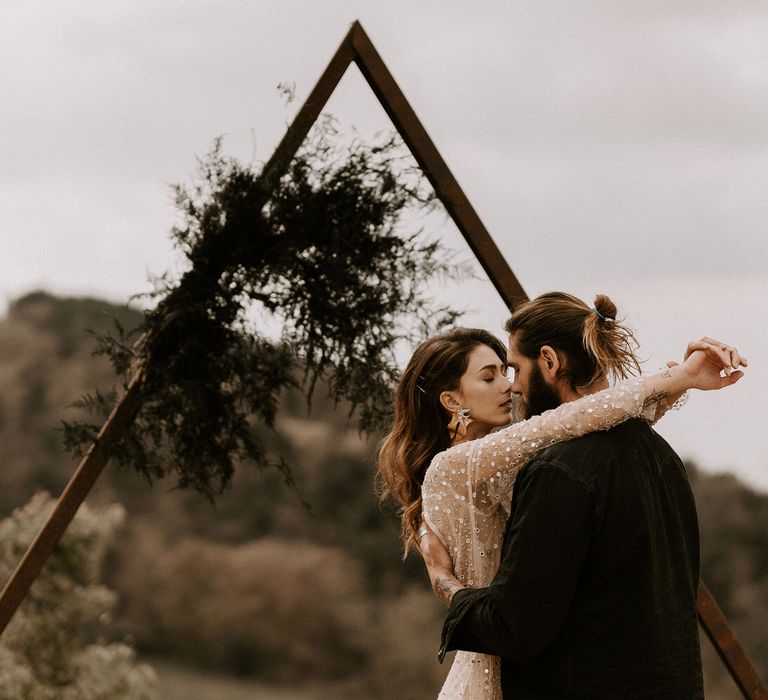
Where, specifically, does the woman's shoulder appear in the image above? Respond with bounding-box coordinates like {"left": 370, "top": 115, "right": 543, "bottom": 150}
{"left": 423, "top": 442, "right": 476, "bottom": 485}
{"left": 432, "top": 441, "right": 477, "bottom": 466}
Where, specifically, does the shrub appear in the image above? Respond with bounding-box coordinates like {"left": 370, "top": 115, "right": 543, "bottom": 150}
{"left": 0, "top": 492, "right": 157, "bottom": 699}
{"left": 118, "top": 533, "right": 371, "bottom": 682}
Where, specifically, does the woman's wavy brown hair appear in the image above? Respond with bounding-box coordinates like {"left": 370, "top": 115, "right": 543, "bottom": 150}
{"left": 377, "top": 328, "right": 506, "bottom": 557}
{"left": 504, "top": 292, "right": 642, "bottom": 389}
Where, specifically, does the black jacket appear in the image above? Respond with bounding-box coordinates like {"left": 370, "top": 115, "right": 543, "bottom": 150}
{"left": 440, "top": 419, "right": 703, "bottom": 699}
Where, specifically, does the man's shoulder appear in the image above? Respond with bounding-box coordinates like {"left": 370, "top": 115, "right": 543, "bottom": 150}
{"left": 540, "top": 416, "right": 650, "bottom": 454}
{"left": 525, "top": 418, "right": 671, "bottom": 484}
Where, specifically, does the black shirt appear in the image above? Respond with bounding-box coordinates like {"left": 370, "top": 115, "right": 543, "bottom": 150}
{"left": 440, "top": 419, "right": 703, "bottom": 699}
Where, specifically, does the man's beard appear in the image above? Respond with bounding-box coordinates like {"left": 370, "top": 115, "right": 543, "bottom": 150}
{"left": 517, "top": 363, "right": 562, "bottom": 420}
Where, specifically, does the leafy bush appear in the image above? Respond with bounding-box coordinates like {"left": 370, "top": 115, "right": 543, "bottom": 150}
{"left": 117, "top": 531, "right": 371, "bottom": 682}
{"left": 0, "top": 492, "right": 157, "bottom": 700}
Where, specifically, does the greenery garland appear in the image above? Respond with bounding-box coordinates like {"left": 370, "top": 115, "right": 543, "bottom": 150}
{"left": 62, "top": 119, "right": 464, "bottom": 499}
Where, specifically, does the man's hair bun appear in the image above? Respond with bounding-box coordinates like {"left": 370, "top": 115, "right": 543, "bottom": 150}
{"left": 593, "top": 294, "right": 617, "bottom": 322}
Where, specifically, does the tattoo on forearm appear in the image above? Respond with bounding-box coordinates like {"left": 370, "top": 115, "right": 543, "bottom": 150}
{"left": 434, "top": 574, "right": 463, "bottom": 607}
{"left": 661, "top": 369, "right": 672, "bottom": 379}
{"left": 643, "top": 389, "right": 669, "bottom": 408}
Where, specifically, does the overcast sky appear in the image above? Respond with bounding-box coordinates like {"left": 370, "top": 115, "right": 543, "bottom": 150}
{"left": 2, "top": 2, "right": 766, "bottom": 490}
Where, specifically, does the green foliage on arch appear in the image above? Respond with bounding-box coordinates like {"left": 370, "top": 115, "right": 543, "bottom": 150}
{"left": 62, "top": 122, "right": 463, "bottom": 500}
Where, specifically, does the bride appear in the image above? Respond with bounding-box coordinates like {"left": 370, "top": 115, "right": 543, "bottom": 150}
{"left": 377, "top": 292, "right": 745, "bottom": 700}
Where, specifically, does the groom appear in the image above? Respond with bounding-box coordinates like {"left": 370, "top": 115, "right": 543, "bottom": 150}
{"left": 421, "top": 296, "right": 740, "bottom": 699}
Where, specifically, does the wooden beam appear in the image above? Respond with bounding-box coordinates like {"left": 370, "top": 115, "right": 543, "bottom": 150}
{"left": 0, "top": 370, "right": 144, "bottom": 633}
{"left": 350, "top": 21, "right": 526, "bottom": 310}
{"left": 259, "top": 25, "right": 356, "bottom": 193}
{"left": 699, "top": 581, "right": 768, "bottom": 699}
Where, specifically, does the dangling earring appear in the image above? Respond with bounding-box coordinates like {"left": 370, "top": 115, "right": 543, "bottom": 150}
{"left": 447, "top": 407, "right": 473, "bottom": 441}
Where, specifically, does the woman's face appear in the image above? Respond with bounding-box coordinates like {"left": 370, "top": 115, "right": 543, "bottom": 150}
{"left": 454, "top": 343, "right": 514, "bottom": 433}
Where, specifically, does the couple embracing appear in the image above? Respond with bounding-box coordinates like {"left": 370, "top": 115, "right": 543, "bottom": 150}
{"left": 378, "top": 291, "right": 747, "bottom": 699}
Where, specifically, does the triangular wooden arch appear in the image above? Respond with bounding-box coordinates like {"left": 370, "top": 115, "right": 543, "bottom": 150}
{"left": 1, "top": 20, "right": 764, "bottom": 698}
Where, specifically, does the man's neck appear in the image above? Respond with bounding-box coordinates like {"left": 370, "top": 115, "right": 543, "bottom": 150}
{"left": 558, "top": 377, "right": 609, "bottom": 404}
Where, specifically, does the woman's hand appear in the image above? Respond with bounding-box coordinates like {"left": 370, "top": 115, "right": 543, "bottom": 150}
{"left": 677, "top": 338, "right": 747, "bottom": 391}
{"left": 681, "top": 337, "right": 747, "bottom": 372}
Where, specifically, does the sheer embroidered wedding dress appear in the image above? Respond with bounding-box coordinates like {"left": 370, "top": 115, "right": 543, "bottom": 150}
{"left": 421, "top": 377, "right": 675, "bottom": 700}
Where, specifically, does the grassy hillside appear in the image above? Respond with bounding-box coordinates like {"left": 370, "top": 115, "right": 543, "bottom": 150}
{"left": 0, "top": 291, "right": 764, "bottom": 698}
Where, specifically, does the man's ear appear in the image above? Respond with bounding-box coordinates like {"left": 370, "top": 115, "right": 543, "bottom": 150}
{"left": 538, "top": 345, "right": 562, "bottom": 382}
{"left": 439, "top": 390, "right": 461, "bottom": 415}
